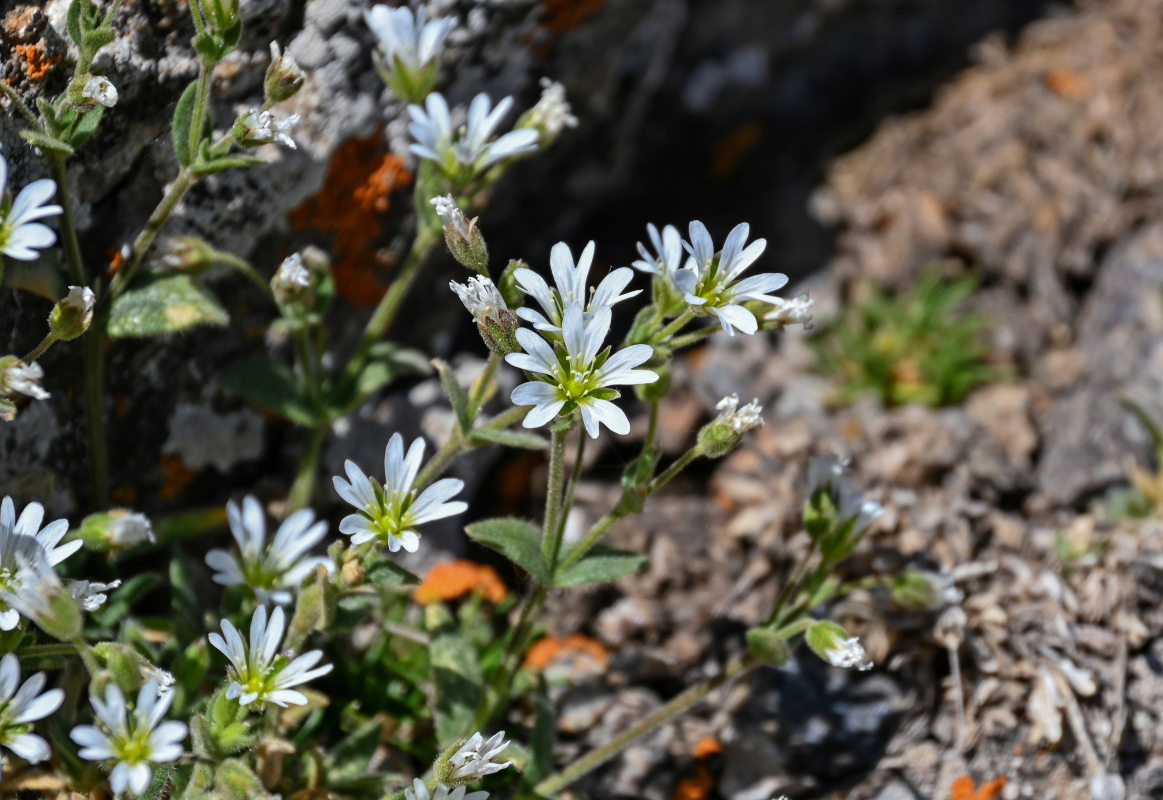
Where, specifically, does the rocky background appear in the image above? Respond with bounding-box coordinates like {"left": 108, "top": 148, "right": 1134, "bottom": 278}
{"left": 6, "top": 0, "right": 1163, "bottom": 798}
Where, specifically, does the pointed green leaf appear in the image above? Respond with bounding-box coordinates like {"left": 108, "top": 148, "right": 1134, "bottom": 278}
{"left": 553, "top": 545, "right": 647, "bottom": 587}
{"left": 172, "top": 81, "right": 199, "bottom": 166}
{"left": 106, "top": 274, "right": 228, "bottom": 338}
{"left": 464, "top": 518, "right": 547, "bottom": 583}
{"left": 526, "top": 674, "right": 554, "bottom": 782}
{"left": 433, "top": 358, "right": 472, "bottom": 431}
{"left": 19, "top": 129, "right": 74, "bottom": 156}
{"left": 430, "top": 633, "right": 483, "bottom": 746}
{"left": 328, "top": 342, "right": 430, "bottom": 417}
{"left": 326, "top": 718, "right": 383, "bottom": 783}
{"left": 81, "top": 28, "right": 116, "bottom": 51}
{"left": 218, "top": 360, "right": 318, "bottom": 426}
{"left": 469, "top": 427, "right": 548, "bottom": 450}
{"left": 69, "top": 105, "right": 104, "bottom": 148}
{"left": 66, "top": 0, "right": 85, "bottom": 44}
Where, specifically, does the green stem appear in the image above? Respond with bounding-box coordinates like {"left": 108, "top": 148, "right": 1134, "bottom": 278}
{"left": 216, "top": 251, "right": 272, "bottom": 297}
{"left": 338, "top": 226, "right": 438, "bottom": 391}
{"left": 287, "top": 424, "right": 328, "bottom": 511}
{"left": 548, "top": 433, "right": 584, "bottom": 575}
{"left": 413, "top": 406, "right": 528, "bottom": 492}
{"left": 539, "top": 427, "right": 569, "bottom": 568}
{"left": 0, "top": 81, "right": 40, "bottom": 128}
{"left": 72, "top": 639, "right": 101, "bottom": 678}
{"left": 111, "top": 168, "right": 197, "bottom": 297}
{"left": 655, "top": 310, "right": 694, "bottom": 343}
{"left": 765, "top": 540, "right": 818, "bottom": 628}
{"left": 21, "top": 333, "right": 58, "bottom": 364}
{"left": 101, "top": 0, "right": 126, "bottom": 26}
{"left": 535, "top": 655, "right": 758, "bottom": 794}
{"left": 646, "top": 446, "right": 700, "bottom": 494}
{"left": 17, "top": 642, "right": 79, "bottom": 658}
{"left": 669, "top": 325, "right": 717, "bottom": 350}
{"left": 473, "top": 584, "right": 547, "bottom": 732}
{"left": 188, "top": 65, "right": 213, "bottom": 170}
{"left": 467, "top": 352, "right": 501, "bottom": 418}
{"left": 645, "top": 399, "right": 660, "bottom": 451}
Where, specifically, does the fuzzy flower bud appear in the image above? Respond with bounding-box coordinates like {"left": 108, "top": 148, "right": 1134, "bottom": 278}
{"left": 518, "top": 78, "right": 578, "bottom": 147}
{"left": 271, "top": 254, "right": 313, "bottom": 308}
{"left": 81, "top": 76, "right": 118, "bottom": 108}
{"left": 48, "top": 286, "right": 95, "bottom": 341}
{"left": 450, "top": 276, "right": 519, "bottom": 356}
{"left": 160, "top": 236, "right": 218, "bottom": 274}
{"left": 202, "top": 0, "right": 239, "bottom": 32}
{"left": 697, "top": 394, "right": 763, "bottom": 457}
{"left": 431, "top": 194, "right": 489, "bottom": 274}
{"left": 806, "top": 621, "right": 873, "bottom": 671}
{"left": 265, "top": 42, "right": 305, "bottom": 104}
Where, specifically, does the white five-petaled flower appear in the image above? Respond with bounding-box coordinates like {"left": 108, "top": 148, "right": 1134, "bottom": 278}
{"left": 507, "top": 304, "right": 657, "bottom": 438}
{"left": 514, "top": 241, "right": 639, "bottom": 333}
{"left": 405, "top": 780, "right": 488, "bottom": 800}
{"left": 0, "top": 154, "right": 62, "bottom": 261}
{"left": 0, "top": 652, "right": 64, "bottom": 768}
{"left": 824, "top": 636, "right": 874, "bottom": 671}
{"left": 431, "top": 194, "right": 470, "bottom": 239}
{"left": 0, "top": 497, "right": 81, "bottom": 630}
{"left": 450, "top": 275, "right": 506, "bottom": 324}
{"left": 69, "top": 579, "right": 122, "bottom": 611}
{"left": 70, "top": 681, "right": 187, "bottom": 796}
{"left": 408, "top": 93, "right": 540, "bottom": 176}
{"left": 81, "top": 76, "right": 118, "bottom": 107}
{"left": 365, "top": 3, "right": 455, "bottom": 73}
{"left": 673, "top": 220, "right": 788, "bottom": 336}
{"left": 714, "top": 394, "right": 763, "bottom": 433}
{"left": 240, "top": 109, "right": 299, "bottom": 149}
{"left": 447, "top": 730, "right": 512, "bottom": 781}
{"left": 209, "top": 605, "right": 333, "bottom": 707}
{"left": 3, "top": 361, "right": 49, "bottom": 401}
{"left": 205, "top": 496, "right": 332, "bottom": 606}
{"left": 632, "top": 223, "right": 686, "bottom": 278}
{"left": 333, "top": 433, "right": 467, "bottom": 553}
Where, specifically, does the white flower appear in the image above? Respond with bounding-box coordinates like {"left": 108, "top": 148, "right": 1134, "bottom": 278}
{"left": 514, "top": 241, "right": 639, "bottom": 333}
{"left": 431, "top": 193, "right": 470, "bottom": 239}
{"left": 409, "top": 93, "right": 540, "bottom": 175}
{"left": 205, "top": 496, "right": 332, "bottom": 606}
{"left": 271, "top": 253, "right": 312, "bottom": 303}
{"left": 673, "top": 221, "right": 788, "bottom": 336}
{"left": 523, "top": 78, "right": 578, "bottom": 139}
{"left": 405, "top": 779, "right": 488, "bottom": 800}
{"left": 0, "top": 653, "right": 63, "bottom": 767}
{"left": 0, "top": 496, "right": 81, "bottom": 630}
{"left": 365, "top": 4, "right": 455, "bottom": 74}
{"left": 70, "top": 681, "right": 187, "bottom": 796}
{"left": 714, "top": 394, "right": 763, "bottom": 433}
{"left": 209, "top": 605, "right": 332, "bottom": 707}
{"left": 69, "top": 579, "right": 122, "bottom": 611}
{"left": 0, "top": 155, "right": 62, "bottom": 261}
{"left": 447, "top": 731, "right": 512, "bottom": 781}
{"left": 763, "top": 292, "right": 814, "bottom": 328}
{"left": 3, "top": 361, "right": 49, "bottom": 401}
{"left": 106, "top": 511, "right": 154, "bottom": 547}
{"left": 632, "top": 223, "right": 686, "bottom": 278}
{"left": 450, "top": 275, "right": 506, "bottom": 324}
{"left": 824, "top": 636, "right": 873, "bottom": 671}
{"left": 240, "top": 108, "right": 299, "bottom": 149}
{"left": 333, "top": 433, "right": 467, "bottom": 553}
{"left": 81, "top": 75, "right": 118, "bottom": 107}
{"left": 506, "top": 304, "right": 657, "bottom": 438}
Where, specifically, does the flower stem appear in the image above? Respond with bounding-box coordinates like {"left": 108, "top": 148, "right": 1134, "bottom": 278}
{"left": 655, "top": 310, "right": 694, "bottom": 343}
{"left": 646, "top": 446, "right": 700, "bottom": 494}
{"left": 467, "top": 351, "right": 501, "bottom": 418}
{"left": 669, "top": 325, "right": 717, "bottom": 350}
{"left": 413, "top": 406, "right": 528, "bottom": 492}
{"left": 21, "top": 333, "right": 58, "bottom": 364}
{"left": 540, "top": 427, "right": 569, "bottom": 568}
{"left": 548, "top": 434, "right": 585, "bottom": 576}
{"left": 0, "top": 81, "right": 40, "bottom": 128}
{"left": 71, "top": 639, "right": 101, "bottom": 678}
{"left": 111, "top": 167, "right": 197, "bottom": 297}
{"left": 287, "top": 423, "right": 328, "bottom": 511}
{"left": 535, "top": 654, "right": 758, "bottom": 794}
{"left": 17, "top": 642, "right": 79, "bottom": 658}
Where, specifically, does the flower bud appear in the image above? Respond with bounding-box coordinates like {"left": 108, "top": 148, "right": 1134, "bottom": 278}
{"left": 160, "top": 235, "right": 219, "bottom": 274}
{"left": 81, "top": 75, "right": 118, "bottom": 108}
{"left": 264, "top": 42, "right": 305, "bottom": 104}
{"left": 517, "top": 78, "right": 578, "bottom": 148}
{"left": 431, "top": 194, "right": 489, "bottom": 274}
{"left": 805, "top": 621, "right": 873, "bottom": 671}
{"left": 449, "top": 276, "right": 519, "bottom": 355}
{"left": 202, "top": 0, "right": 240, "bottom": 33}
{"left": 76, "top": 509, "right": 155, "bottom": 552}
{"left": 498, "top": 259, "right": 527, "bottom": 309}
{"left": 746, "top": 627, "right": 790, "bottom": 666}
{"left": 1, "top": 554, "right": 82, "bottom": 642}
{"left": 696, "top": 394, "right": 763, "bottom": 458}
{"left": 48, "top": 286, "right": 95, "bottom": 341}
{"left": 271, "top": 253, "right": 313, "bottom": 308}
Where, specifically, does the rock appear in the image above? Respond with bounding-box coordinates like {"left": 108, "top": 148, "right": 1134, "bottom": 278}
{"left": 163, "top": 402, "right": 264, "bottom": 472}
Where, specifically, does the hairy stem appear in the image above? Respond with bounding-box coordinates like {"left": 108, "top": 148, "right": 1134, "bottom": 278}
{"left": 111, "top": 168, "right": 197, "bottom": 297}
{"left": 548, "top": 433, "right": 585, "bottom": 575}
{"left": 655, "top": 309, "right": 695, "bottom": 343}
{"left": 287, "top": 424, "right": 328, "bottom": 511}
{"left": 540, "top": 427, "right": 569, "bottom": 568}
{"left": 0, "top": 81, "right": 40, "bottom": 128}
{"left": 21, "top": 333, "right": 58, "bottom": 364}
{"left": 535, "top": 655, "right": 758, "bottom": 794}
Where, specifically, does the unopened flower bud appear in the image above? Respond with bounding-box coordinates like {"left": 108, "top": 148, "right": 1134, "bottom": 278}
{"left": 160, "top": 236, "right": 218, "bottom": 274}
{"left": 806, "top": 620, "right": 873, "bottom": 671}
{"left": 2, "top": 555, "right": 82, "bottom": 642}
{"left": 81, "top": 75, "right": 118, "bottom": 108}
{"left": 77, "top": 509, "right": 155, "bottom": 552}
{"left": 48, "top": 286, "right": 95, "bottom": 341}
{"left": 202, "top": 0, "right": 240, "bottom": 33}
{"left": 498, "top": 259, "right": 527, "bottom": 309}
{"left": 265, "top": 42, "right": 305, "bottom": 103}
{"left": 271, "top": 253, "right": 313, "bottom": 308}
{"left": 746, "top": 627, "right": 790, "bottom": 666}
{"left": 517, "top": 78, "right": 578, "bottom": 148}
{"left": 431, "top": 194, "right": 488, "bottom": 274}
{"left": 697, "top": 394, "right": 763, "bottom": 457}
{"left": 450, "top": 276, "right": 519, "bottom": 355}
{"left": 298, "top": 245, "right": 332, "bottom": 276}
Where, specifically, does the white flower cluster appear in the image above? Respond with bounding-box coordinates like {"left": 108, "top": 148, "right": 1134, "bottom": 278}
{"left": 409, "top": 92, "right": 540, "bottom": 177}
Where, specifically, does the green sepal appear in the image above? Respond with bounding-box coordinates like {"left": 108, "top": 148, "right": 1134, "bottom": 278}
{"left": 746, "top": 627, "right": 790, "bottom": 665}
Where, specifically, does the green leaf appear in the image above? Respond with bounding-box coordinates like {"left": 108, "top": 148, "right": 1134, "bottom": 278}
{"left": 433, "top": 358, "right": 472, "bottom": 431}
{"left": 526, "top": 675, "right": 555, "bottom": 782}
{"left": 469, "top": 427, "right": 548, "bottom": 450}
{"left": 139, "top": 764, "right": 174, "bottom": 800}
{"left": 81, "top": 28, "right": 115, "bottom": 51}
{"left": 553, "top": 545, "right": 647, "bottom": 588}
{"left": 430, "top": 633, "right": 483, "bottom": 747}
{"left": 190, "top": 154, "right": 267, "bottom": 176}
{"left": 326, "top": 719, "right": 382, "bottom": 783}
{"left": 19, "top": 129, "right": 74, "bottom": 156}
{"left": 218, "top": 359, "right": 318, "bottom": 425}
{"left": 171, "top": 81, "right": 199, "bottom": 166}
{"left": 66, "top": 0, "right": 85, "bottom": 44}
{"left": 464, "top": 518, "right": 547, "bottom": 583}
{"left": 366, "top": 557, "right": 420, "bottom": 587}
{"left": 106, "top": 274, "right": 228, "bottom": 338}
{"left": 328, "top": 342, "right": 430, "bottom": 417}
{"left": 69, "top": 105, "right": 104, "bottom": 148}
{"left": 221, "top": 20, "right": 243, "bottom": 52}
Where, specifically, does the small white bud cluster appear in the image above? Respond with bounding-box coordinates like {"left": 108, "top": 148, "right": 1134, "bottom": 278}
{"left": 525, "top": 78, "right": 578, "bottom": 141}
{"left": 825, "top": 636, "right": 873, "bottom": 671}
{"left": 239, "top": 109, "right": 299, "bottom": 149}
{"left": 714, "top": 393, "right": 764, "bottom": 433}
{"left": 271, "top": 253, "right": 312, "bottom": 305}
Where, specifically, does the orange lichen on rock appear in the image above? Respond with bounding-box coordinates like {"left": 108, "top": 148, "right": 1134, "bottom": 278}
{"left": 540, "top": 0, "right": 606, "bottom": 33}
{"left": 523, "top": 633, "right": 610, "bottom": 670}
{"left": 691, "top": 737, "right": 722, "bottom": 760}
{"left": 951, "top": 775, "right": 1008, "bottom": 800}
{"left": 158, "top": 454, "right": 195, "bottom": 501}
{"left": 289, "top": 133, "right": 412, "bottom": 308}
{"left": 15, "top": 42, "right": 60, "bottom": 81}
{"left": 414, "top": 560, "right": 507, "bottom": 605}
{"left": 1044, "top": 68, "right": 1092, "bottom": 99}
{"left": 672, "top": 764, "right": 714, "bottom": 800}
